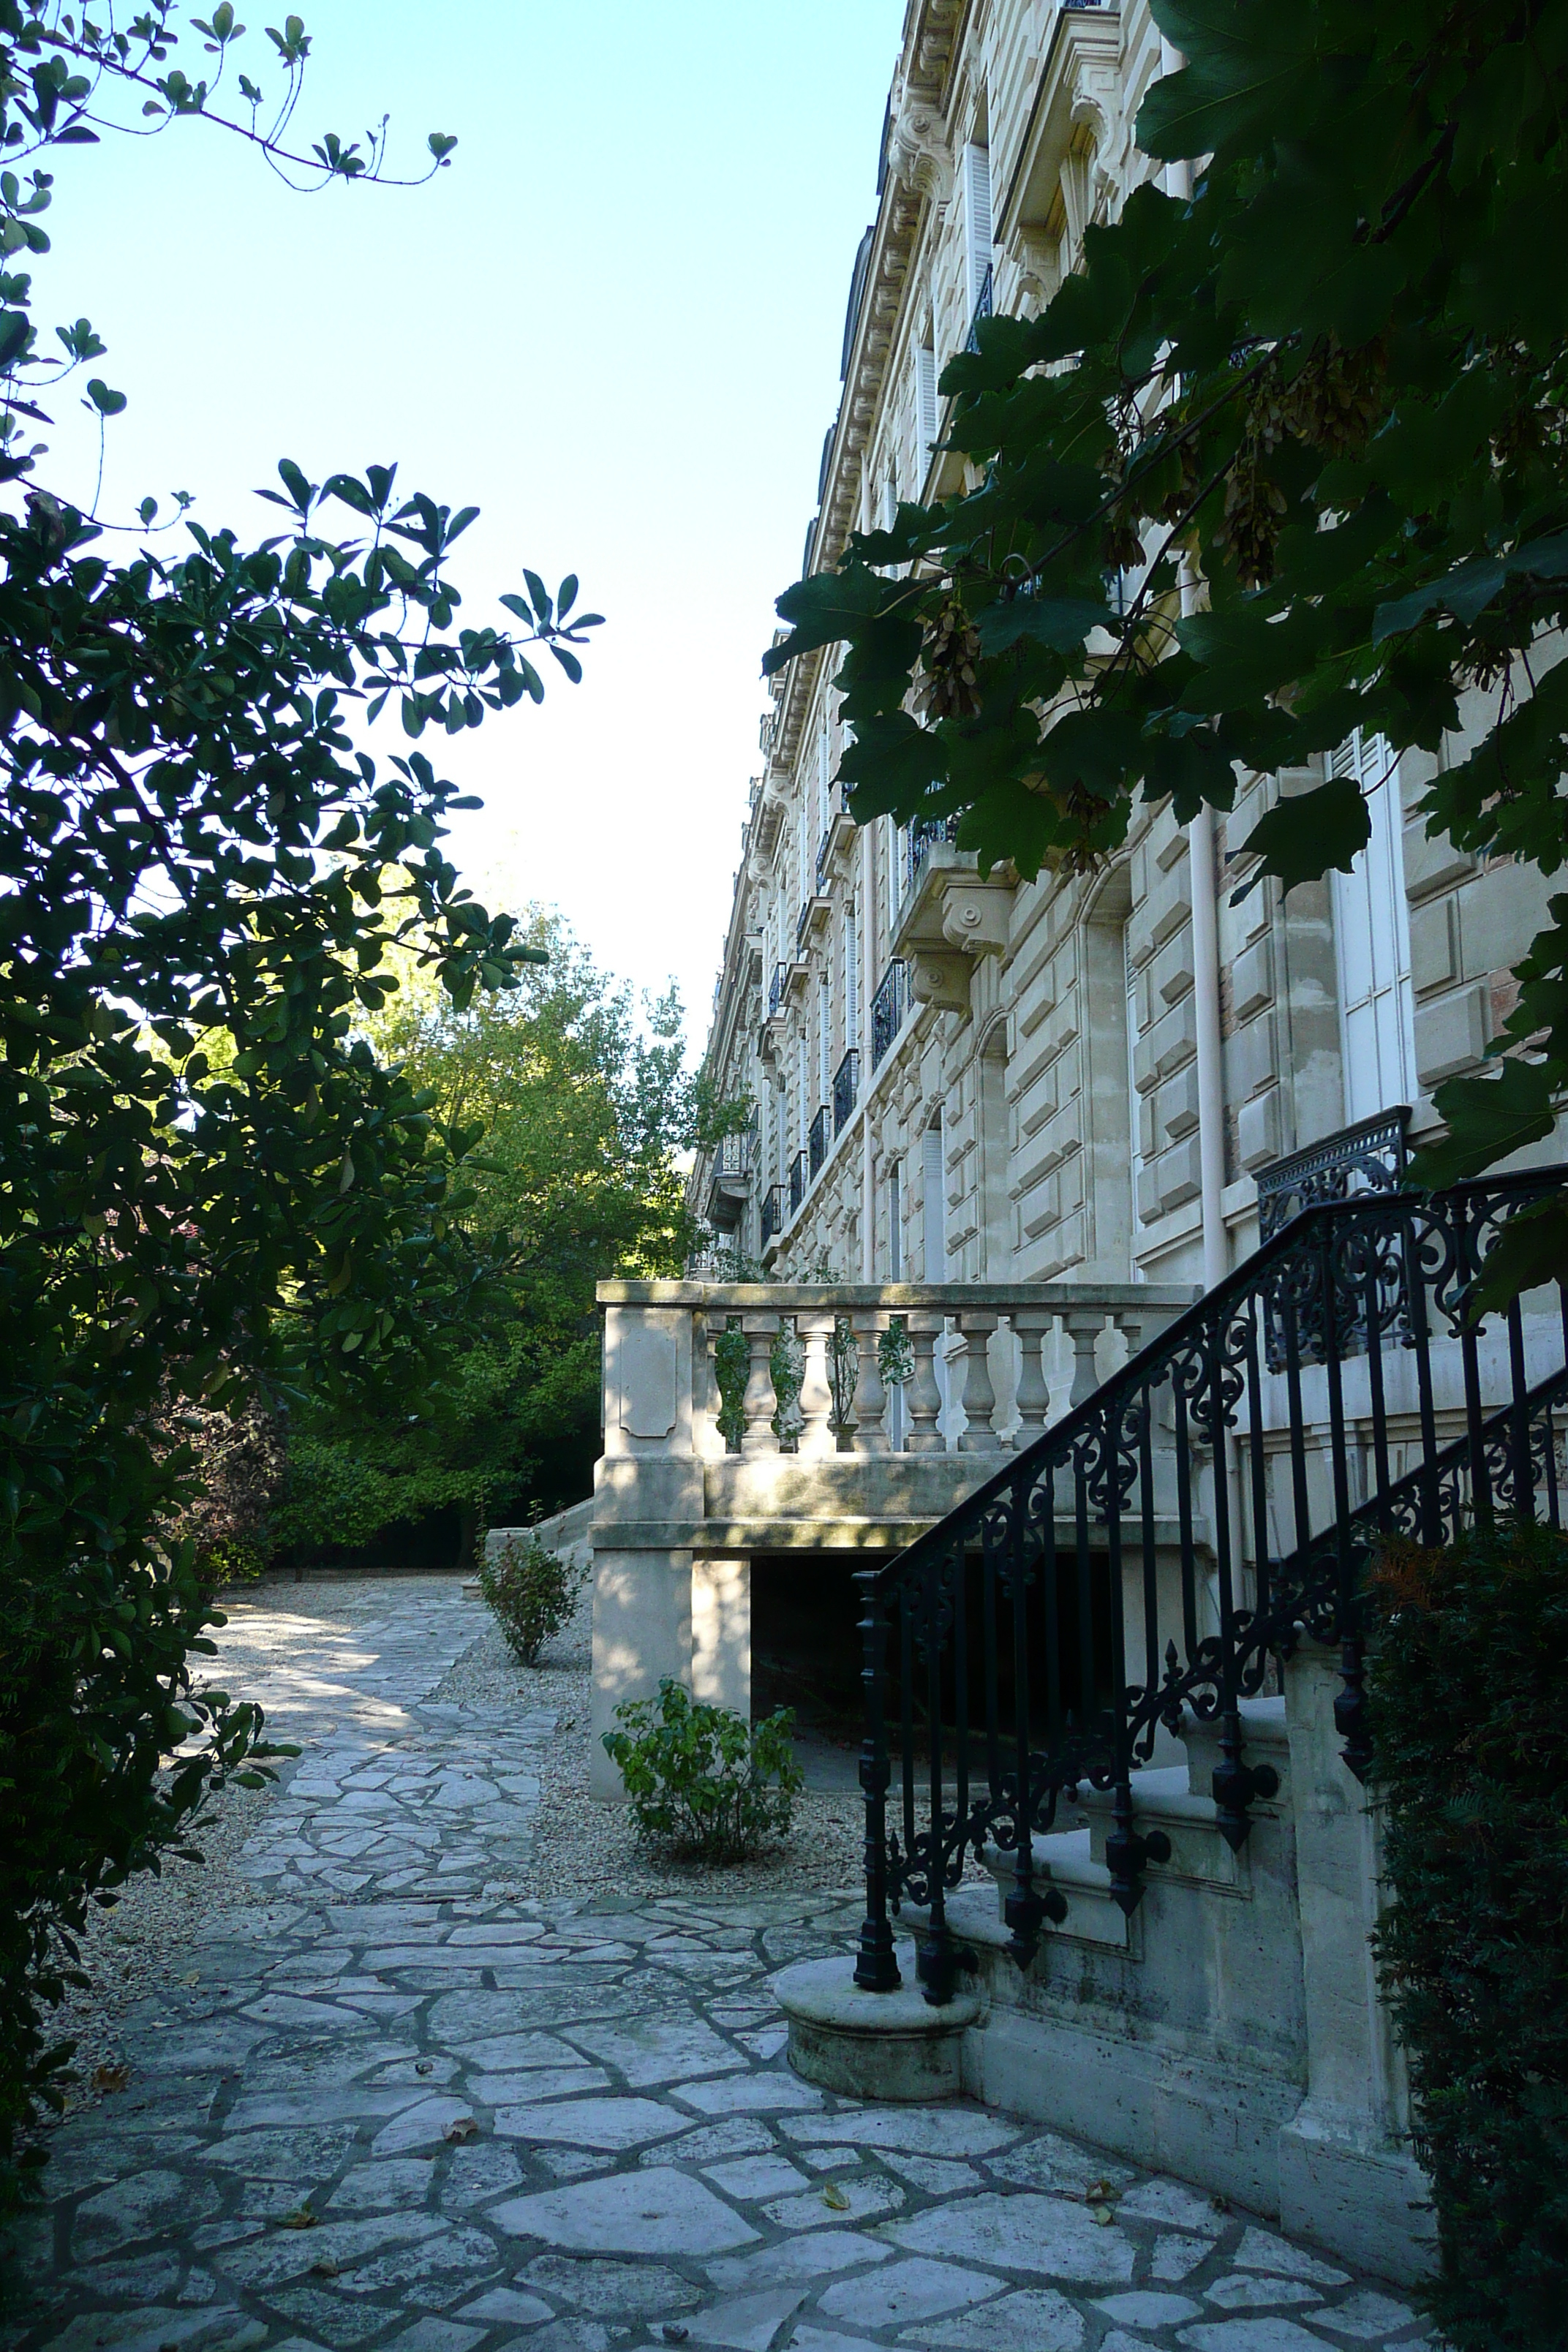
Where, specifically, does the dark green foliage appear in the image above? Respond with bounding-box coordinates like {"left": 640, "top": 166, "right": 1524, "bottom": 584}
{"left": 770, "top": 0, "right": 1568, "bottom": 1245}
{"left": 601, "top": 1680, "right": 804, "bottom": 1863}
{"left": 271, "top": 921, "right": 702, "bottom": 1558}
{"left": 1369, "top": 1525, "right": 1568, "bottom": 2347}
{"left": 0, "top": 8, "right": 598, "bottom": 2212}
{"left": 479, "top": 1531, "right": 578, "bottom": 1667}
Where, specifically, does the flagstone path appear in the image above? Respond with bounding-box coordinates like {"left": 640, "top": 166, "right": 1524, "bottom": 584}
{"left": 4, "top": 1580, "right": 1435, "bottom": 2352}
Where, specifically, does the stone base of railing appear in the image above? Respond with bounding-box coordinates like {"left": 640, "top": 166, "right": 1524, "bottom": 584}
{"left": 770, "top": 1951, "right": 981, "bottom": 2102}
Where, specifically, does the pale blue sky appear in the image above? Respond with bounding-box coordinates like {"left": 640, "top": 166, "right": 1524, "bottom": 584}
{"left": 38, "top": 1, "right": 905, "bottom": 1042}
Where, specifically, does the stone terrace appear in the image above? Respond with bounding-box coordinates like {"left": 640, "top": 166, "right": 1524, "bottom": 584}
{"left": 4, "top": 1580, "right": 1436, "bottom": 2352}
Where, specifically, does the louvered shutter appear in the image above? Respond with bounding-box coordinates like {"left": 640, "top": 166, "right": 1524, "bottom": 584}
{"left": 916, "top": 342, "right": 938, "bottom": 458}
{"left": 962, "top": 143, "right": 992, "bottom": 315}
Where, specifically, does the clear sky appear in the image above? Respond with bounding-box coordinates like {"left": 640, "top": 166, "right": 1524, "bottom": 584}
{"left": 37, "top": 0, "right": 905, "bottom": 1047}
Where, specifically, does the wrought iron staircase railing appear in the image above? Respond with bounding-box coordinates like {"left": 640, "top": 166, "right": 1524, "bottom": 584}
{"left": 851, "top": 1169, "right": 1568, "bottom": 2005}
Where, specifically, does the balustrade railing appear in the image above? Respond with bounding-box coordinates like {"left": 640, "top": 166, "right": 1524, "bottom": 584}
{"left": 871, "top": 961, "right": 905, "bottom": 1071}
{"left": 834, "top": 1049, "right": 860, "bottom": 1134}
{"left": 687, "top": 1285, "right": 1190, "bottom": 1463}
{"left": 850, "top": 1170, "right": 1568, "bottom": 2005}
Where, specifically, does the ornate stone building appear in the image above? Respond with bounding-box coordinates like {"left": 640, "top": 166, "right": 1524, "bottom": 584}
{"left": 692, "top": 0, "right": 1553, "bottom": 1297}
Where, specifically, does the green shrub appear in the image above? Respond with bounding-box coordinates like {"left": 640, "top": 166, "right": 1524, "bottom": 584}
{"left": 480, "top": 1531, "right": 578, "bottom": 1665}
{"left": 1369, "top": 1523, "right": 1568, "bottom": 2351}
{"left": 601, "top": 1678, "right": 803, "bottom": 1861}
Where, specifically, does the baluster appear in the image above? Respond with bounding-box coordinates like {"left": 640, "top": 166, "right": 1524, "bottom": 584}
{"left": 855, "top": 1311, "right": 890, "bottom": 1455}
{"left": 958, "top": 1311, "right": 1000, "bottom": 1450}
{"left": 741, "top": 1313, "right": 777, "bottom": 1457}
{"left": 905, "top": 1311, "right": 945, "bottom": 1452}
{"left": 1066, "top": 1311, "right": 1106, "bottom": 1409}
{"left": 705, "top": 1314, "right": 741, "bottom": 1458}
{"left": 1013, "top": 1311, "right": 1052, "bottom": 1445}
{"left": 798, "top": 1312, "right": 835, "bottom": 1458}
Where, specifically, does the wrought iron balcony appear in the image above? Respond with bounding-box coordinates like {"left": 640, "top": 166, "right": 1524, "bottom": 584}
{"left": 871, "top": 960, "right": 905, "bottom": 1071}
{"left": 768, "top": 961, "right": 787, "bottom": 1017}
{"left": 705, "top": 1121, "right": 756, "bottom": 1233}
{"left": 1255, "top": 1107, "right": 1411, "bottom": 1244}
{"left": 788, "top": 1150, "right": 807, "bottom": 1215}
{"left": 716, "top": 1124, "right": 755, "bottom": 1180}
{"left": 760, "top": 1183, "right": 783, "bottom": 1248}
{"left": 816, "top": 825, "right": 835, "bottom": 895}
{"left": 796, "top": 897, "right": 813, "bottom": 956}
{"left": 808, "top": 1104, "right": 831, "bottom": 1177}
{"left": 834, "top": 1048, "right": 860, "bottom": 1134}
{"left": 905, "top": 813, "right": 960, "bottom": 904}
{"left": 963, "top": 261, "right": 994, "bottom": 355}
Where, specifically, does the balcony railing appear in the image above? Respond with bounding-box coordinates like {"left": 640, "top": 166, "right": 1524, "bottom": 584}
{"left": 816, "top": 825, "right": 835, "bottom": 895}
{"left": 1255, "top": 1107, "right": 1412, "bottom": 1244}
{"left": 760, "top": 1184, "right": 783, "bottom": 1248}
{"left": 796, "top": 897, "right": 813, "bottom": 955}
{"left": 834, "top": 1048, "right": 860, "bottom": 1134}
{"left": 905, "top": 813, "right": 960, "bottom": 904}
{"left": 768, "top": 962, "right": 787, "bottom": 1017}
{"left": 715, "top": 1124, "right": 756, "bottom": 1180}
{"left": 788, "top": 1151, "right": 807, "bottom": 1215}
{"left": 963, "top": 260, "right": 993, "bottom": 355}
{"left": 871, "top": 960, "right": 905, "bottom": 1071}
{"left": 808, "top": 1104, "right": 831, "bottom": 1177}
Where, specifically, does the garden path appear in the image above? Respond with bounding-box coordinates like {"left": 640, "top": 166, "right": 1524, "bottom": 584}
{"left": 6, "top": 1579, "right": 1434, "bottom": 2352}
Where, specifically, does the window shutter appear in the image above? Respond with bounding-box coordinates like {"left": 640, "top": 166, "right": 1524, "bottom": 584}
{"left": 916, "top": 342, "right": 938, "bottom": 458}
{"left": 962, "top": 143, "right": 992, "bottom": 314}
{"left": 922, "top": 1115, "right": 946, "bottom": 1281}
{"left": 846, "top": 911, "right": 859, "bottom": 1035}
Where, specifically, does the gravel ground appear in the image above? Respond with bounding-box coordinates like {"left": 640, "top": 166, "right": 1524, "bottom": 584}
{"left": 437, "top": 1572, "right": 867, "bottom": 1902}
{"left": 43, "top": 1570, "right": 864, "bottom": 2116}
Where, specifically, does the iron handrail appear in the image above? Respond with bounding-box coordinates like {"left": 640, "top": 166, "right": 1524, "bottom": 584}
{"left": 851, "top": 1166, "right": 1568, "bottom": 2002}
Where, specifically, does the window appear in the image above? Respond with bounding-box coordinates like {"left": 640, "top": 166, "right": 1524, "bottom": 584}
{"left": 1330, "top": 730, "right": 1417, "bottom": 1122}
{"left": 888, "top": 1160, "right": 902, "bottom": 1279}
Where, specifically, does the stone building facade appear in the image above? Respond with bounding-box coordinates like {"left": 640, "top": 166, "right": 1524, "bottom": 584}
{"left": 692, "top": 0, "right": 1556, "bottom": 1292}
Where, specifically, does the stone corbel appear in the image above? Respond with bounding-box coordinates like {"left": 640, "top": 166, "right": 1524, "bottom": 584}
{"left": 907, "top": 952, "right": 971, "bottom": 1014}
{"left": 940, "top": 878, "right": 1013, "bottom": 957}
{"left": 888, "top": 105, "right": 952, "bottom": 203}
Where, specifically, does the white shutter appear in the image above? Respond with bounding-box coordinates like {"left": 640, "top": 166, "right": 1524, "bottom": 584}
{"left": 819, "top": 976, "right": 831, "bottom": 1102}
{"left": 845, "top": 910, "right": 859, "bottom": 1035}
{"left": 889, "top": 1161, "right": 902, "bottom": 1281}
{"left": 962, "top": 143, "right": 992, "bottom": 314}
{"left": 922, "top": 1115, "right": 946, "bottom": 1281}
{"left": 916, "top": 342, "right": 938, "bottom": 459}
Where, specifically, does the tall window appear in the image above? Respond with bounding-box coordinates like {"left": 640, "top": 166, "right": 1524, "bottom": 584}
{"left": 1330, "top": 730, "right": 1417, "bottom": 1122}
{"left": 888, "top": 1160, "right": 902, "bottom": 1279}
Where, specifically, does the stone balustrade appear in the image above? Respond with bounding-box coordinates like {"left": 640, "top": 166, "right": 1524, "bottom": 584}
{"left": 587, "top": 1278, "right": 1196, "bottom": 1799}
{"left": 602, "top": 1280, "right": 1196, "bottom": 1463}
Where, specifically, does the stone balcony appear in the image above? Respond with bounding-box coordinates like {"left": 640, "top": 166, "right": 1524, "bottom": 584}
{"left": 589, "top": 1278, "right": 1195, "bottom": 1795}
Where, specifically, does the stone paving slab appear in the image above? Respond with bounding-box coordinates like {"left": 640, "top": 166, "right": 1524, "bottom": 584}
{"left": 5, "top": 1581, "right": 1438, "bottom": 2352}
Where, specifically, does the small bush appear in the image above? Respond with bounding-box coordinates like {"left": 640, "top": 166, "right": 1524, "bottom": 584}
{"left": 1370, "top": 1523, "right": 1568, "bottom": 2351}
{"left": 601, "top": 1678, "right": 803, "bottom": 1861}
{"left": 480, "top": 1531, "right": 578, "bottom": 1665}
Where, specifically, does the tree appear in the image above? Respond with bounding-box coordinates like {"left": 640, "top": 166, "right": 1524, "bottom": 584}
{"left": 0, "top": 4, "right": 597, "bottom": 2206}
{"left": 767, "top": 0, "right": 1568, "bottom": 1294}
{"left": 273, "top": 913, "right": 701, "bottom": 1566}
